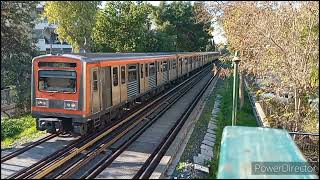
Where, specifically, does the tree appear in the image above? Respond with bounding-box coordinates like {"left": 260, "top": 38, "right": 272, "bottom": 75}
{"left": 152, "top": 1, "right": 213, "bottom": 52}
{"left": 206, "top": 1, "right": 319, "bottom": 132}
{"left": 1, "top": 1, "right": 39, "bottom": 112}
{"left": 92, "top": 1, "right": 153, "bottom": 52}
{"left": 43, "top": 1, "right": 100, "bottom": 53}
{"left": 193, "top": 1, "right": 214, "bottom": 51}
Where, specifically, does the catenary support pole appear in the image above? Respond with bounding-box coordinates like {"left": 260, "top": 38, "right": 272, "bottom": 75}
{"left": 232, "top": 52, "right": 240, "bottom": 126}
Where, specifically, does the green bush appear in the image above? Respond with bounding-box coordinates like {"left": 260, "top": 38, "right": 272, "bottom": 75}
{"left": 1, "top": 115, "right": 36, "bottom": 141}
{"left": 210, "top": 76, "right": 257, "bottom": 178}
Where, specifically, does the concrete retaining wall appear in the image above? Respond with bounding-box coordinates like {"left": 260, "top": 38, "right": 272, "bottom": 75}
{"left": 244, "top": 79, "right": 270, "bottom": 127}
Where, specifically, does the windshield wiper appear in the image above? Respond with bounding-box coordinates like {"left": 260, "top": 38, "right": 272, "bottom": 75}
{"left": 49, "top": 90, "right": 63, "bottom": 96}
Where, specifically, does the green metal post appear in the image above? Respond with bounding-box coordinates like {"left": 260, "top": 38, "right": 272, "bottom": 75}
{"left": 232, "top": 52, "right": 240, "bottom": 126}
{"left": 235, "top": 61, "right": 240, "bottom": 125}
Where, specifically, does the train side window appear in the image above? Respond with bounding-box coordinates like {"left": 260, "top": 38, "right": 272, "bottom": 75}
{"left": 121, "top": 66, "right": 125, "bottom": 84}
{"left": 163, "top": 61, "right": 167, "bottom": 71}
{"left": 161, "top": 61, "right": 163, "bottom": 72}
{"left": 172, "top": 60, "right": 176, "bottom": 69}
{"left": 92, "top": 70, "right": 98, "bottom": 91}
{"left": 140, "top": 64, "right": 144, "bottom": 78}
{"left": 145, "top": 63, "right": 148, "bottom": 77}
{"left": 128, "top": 65, "right": 137, "bottom": 82}
{"left": 113, "top": 67, "right": 118, "bottom": 86}
{"left": 149, "top": 63, "right": 155, "bottom": 75}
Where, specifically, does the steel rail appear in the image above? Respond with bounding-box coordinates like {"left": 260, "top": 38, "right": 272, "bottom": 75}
{"left": 134, "top": 67, "right": 221, "bottom": 179}
{"left": 1, "top": 133, "right": 58, "bottom": 163}
{"left": 82, "top": 67, "right": 212, "bottom": 179}
{"left": 27, "top": 64, "right": 213, "bottom": 179}
{"left": 7, "top": 131, "right": 99, "bottom": 179}
{"left": 57, "top": 63, "right": 211, "bottom": 179}
{"left": 8, "top": 114, "right": 130, "bottom": 179}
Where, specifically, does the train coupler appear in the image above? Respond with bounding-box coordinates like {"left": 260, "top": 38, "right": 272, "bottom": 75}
{"left": 37, "top": 118, "right": 62, "bottom": 133}
{"left": 73, "top": 122, "right": 88, "bottom": 136}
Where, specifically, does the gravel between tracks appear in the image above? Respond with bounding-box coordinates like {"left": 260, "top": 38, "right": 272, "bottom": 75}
{"left": 170, "top": 78, "right": 224, "bottom": 179}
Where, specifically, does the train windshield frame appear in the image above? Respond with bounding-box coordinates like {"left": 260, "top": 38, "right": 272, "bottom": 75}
{"left": 38, "top": 70, "right": 77, "bottom": 93}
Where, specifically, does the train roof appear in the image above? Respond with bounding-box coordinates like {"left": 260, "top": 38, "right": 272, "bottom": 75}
{"left": 33, "top": 52, "right": 219, "bottom": 63}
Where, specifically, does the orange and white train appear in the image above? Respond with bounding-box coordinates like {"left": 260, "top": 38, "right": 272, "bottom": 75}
{"left": 31, "top": 52, "right": 219, "bottom": 135}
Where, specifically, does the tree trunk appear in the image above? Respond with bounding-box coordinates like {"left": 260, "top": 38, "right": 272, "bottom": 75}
{"left": 239, "top": 72, "right": 244, "bottom": 109}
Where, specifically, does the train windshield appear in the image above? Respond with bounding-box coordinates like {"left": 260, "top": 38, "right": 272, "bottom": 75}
{"left": 38, "top": 70, "right": 76, "bottom": 93}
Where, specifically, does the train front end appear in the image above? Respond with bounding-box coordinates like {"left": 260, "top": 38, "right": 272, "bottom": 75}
{"left": 31, "top": 55, "right": 85, "bottom": 134}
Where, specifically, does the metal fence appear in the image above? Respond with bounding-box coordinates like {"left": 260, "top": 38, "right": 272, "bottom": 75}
{"left": 289, "top": 132, "right": 319, "bottom": 175}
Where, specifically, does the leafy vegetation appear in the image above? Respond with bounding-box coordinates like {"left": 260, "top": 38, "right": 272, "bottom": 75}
{"left": 46, "top": 1, "right": 214, "bottom": 53}
{"left": 92, "top": 1, "right": 152, "bottom": 52}
{"left": 44, "top": 1, "right": 100, "bottom": 52}
{"left": 1, "top": 1, "right": 39, "bottom": 112}
{"left": 176, "top": 162, "right": 188, "bottom": 172}
{"left": 1, "top": 115, "right": 45, "bottom": 148}
{"left": 153, "top": 1, "right": 213, "bottom": 52}
{"left": 209, "top": 75, "right": 257, "bottom": 179}
{"left": 205, "top": 1, "right": 319, "bottom": 134}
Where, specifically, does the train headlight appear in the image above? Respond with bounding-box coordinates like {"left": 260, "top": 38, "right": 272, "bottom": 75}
{"left": 36, "top": 98, "right": 49, "bottom": 107}
{"left": 64, "top": 101, "right": 78, "bottom": 110}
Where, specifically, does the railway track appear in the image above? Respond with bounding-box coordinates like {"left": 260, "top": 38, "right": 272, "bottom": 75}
{"left": 59, "top": 66, "right": 218, "bottom": 179}
{"left": 83, "top": 66, "right": 220, "bottom": 179}
{"left": 5, "top": 94, "right": 158, "bottom": 179}
{"left": 134, "top": 70, "right": 219, "bottom": 179}
{"left": 5, "top": 93, "right": 161, "bottom": 179}
{"left": 6, "top": 63, "right": 218, "bottom": 179}
{"left": 1, "top": 133, "right": 59, "bottom": 163}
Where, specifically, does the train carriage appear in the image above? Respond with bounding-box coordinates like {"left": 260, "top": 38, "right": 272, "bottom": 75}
{"left": 169, "top": 58, "right": 178, "bottom": 81}
{"left": 31, "top": 52, "right": 219, "bottom": 135}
